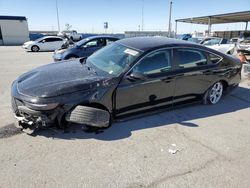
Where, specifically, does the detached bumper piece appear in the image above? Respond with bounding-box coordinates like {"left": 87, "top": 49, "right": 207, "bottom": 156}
{"left": 12, "top": 98, "right": 58, "bottom": 134}
{"left": 65, "top": 106, "right": 110, "bottom": 128}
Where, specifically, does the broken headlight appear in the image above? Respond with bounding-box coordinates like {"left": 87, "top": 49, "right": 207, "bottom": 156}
{"left": 24, "top": 102, "right": 59, "bottom": 111}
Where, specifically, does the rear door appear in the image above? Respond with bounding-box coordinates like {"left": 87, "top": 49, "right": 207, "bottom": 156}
{"left": 173, "top": 48, "right": 216, "bottom": 105}
{"left": 52, "top": 37, "right": 64, "bottom": 50}
{"left": 115, "top": 48, "right": 175, "bottom": 117}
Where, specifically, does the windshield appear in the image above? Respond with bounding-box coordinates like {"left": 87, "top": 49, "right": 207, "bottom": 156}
{"left": 87, "top": 43, "right": 142, "bottom": 76}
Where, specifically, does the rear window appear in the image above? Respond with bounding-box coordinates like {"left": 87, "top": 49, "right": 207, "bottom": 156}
{"left": 176, "top": 49, "right": 208, "bottom": 68}
{"left": 208, "top": 53, "right": 222, "bottom": 64}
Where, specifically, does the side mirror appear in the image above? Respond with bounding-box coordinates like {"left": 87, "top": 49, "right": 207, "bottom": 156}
{"left": 127, "top": 72, "right": 147, "bottom": 81}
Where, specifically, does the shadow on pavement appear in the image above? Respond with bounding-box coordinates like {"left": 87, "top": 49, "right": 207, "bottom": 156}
{"left": 31, "top": 86, "right": 250, "bottom": 141}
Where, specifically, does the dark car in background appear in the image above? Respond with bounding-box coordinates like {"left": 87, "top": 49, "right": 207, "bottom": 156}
{"left": 53, "top": 35, "right": 119, "bottom": 61}
{"left": 11, "top": 37, "right": 241, "bottom": 133}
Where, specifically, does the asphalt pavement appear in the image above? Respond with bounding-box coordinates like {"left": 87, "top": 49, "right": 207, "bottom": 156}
{"left": 0, "top": 46, "right": 250, "bottom": 188}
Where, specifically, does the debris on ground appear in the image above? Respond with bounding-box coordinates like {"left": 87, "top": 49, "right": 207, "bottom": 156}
{"left": 168, "top": 149, "right": 179, "bottom": 154}
{"left": 168, "top": 143, "right": 180, "bottom": 154}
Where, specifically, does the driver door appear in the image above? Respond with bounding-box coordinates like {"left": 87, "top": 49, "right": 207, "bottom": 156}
{"left": 115, "top": 48, "right": 175, "bottom": 117}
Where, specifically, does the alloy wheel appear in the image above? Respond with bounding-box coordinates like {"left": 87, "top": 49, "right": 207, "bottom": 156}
{"left": 209, "top": 82, "right": 223, "bottom": 104}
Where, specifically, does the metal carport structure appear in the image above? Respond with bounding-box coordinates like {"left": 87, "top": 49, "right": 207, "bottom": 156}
{"left": 175, "top": 11, "right": 250, "bottom": 35}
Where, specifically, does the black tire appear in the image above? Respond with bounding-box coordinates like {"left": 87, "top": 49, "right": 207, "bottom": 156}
{"left": 203, "top": 81, "right": 223, "bottom": 105}
{"left": 79, "top": 36, "right": 82, "bottom": 40}
{"left": 31, "top": 45, "right": 39, "bottom": 52}
{"left": 65, "top": 106, "right": 111, "bottom": 128}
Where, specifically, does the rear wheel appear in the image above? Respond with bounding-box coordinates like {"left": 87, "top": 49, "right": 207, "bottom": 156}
{"left": 31, "top": 45, "right": 39, "bottom": 52}
{"left": 203, "top": 81, "right": 223, "bottom": 104}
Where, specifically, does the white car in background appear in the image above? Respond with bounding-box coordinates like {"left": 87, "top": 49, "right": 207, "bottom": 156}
{"left": 237, "top": 38, "right": 250, "bottom": 50}
{"left": 200, "top": 37, "right": 235, "bottom": 54}
{"left": 22, "top": 36, "right": 65, "bottom": 52}
{"left": 68, "top": 30, "right": 82, "bottom": 41}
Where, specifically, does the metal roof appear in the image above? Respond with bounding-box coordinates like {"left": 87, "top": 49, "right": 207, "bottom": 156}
{"left": 0, "top": 15, "right": 27, "bottom": 21}
{"left": 176, "top": 11, "right": 250, "bottom": 25}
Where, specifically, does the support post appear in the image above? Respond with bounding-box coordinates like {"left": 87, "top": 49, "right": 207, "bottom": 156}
{"left": 245, "top": 22, "right": 248, "bottom": 31}
{"left": 208, "top": 17, "right": 211, "bottom": 36}
{"left": 168, "top": 1, "right": 173, "bottom": 37}
{"left": 175, "top": 20, "right": 178, "bottom": 37}
{"left": 56, "top": 0, "right": 60, "bottom": 32}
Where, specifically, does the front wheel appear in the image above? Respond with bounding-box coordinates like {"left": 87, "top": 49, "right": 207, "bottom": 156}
{"left": 31, "top": 45, "right": 39, "bottom": 52}
{"left": 203, "top": 81, "right": 223, "bottom": 104}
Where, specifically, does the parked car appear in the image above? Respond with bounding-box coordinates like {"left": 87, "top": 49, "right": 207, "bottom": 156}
{"left": 68, "top": 30, "right": 82, "bottom": 41}
{"left": 187, "top": 37, "right": 204, "bottom": 43}
{"left": 22, "top": 36, "right": 65, "bottom": 52}
{"left": 237, "top": 38, "right": 250, "bottom": 50}
{"left": 178, "top": 34, "right": 192, "bottom": 40}
{"left": 12, "top": 37, "right": 241, "bottom": 133}
{"left": 200, "top": 37, "right": 235, "bottom": 54}
{"left": 230, "top": 37, "right": 241, "bottom": 44}
{"left": 53, "top": 36, "right": 119, "bottom": 61}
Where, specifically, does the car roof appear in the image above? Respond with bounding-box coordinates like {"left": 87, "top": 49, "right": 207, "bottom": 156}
{"left": 38, "top": 36, "right": 63, "bottom": 40}
{"left": 203, "top": 37, "right": 223, "bottom": 40}
{"left": 117, "top": 37, "right": 205, "bottom": 51}
{"left": 85, "top": 35, "right": 119, "bottom": 40}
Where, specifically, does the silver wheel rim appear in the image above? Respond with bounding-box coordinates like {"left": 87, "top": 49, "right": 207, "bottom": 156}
{"left": 209, "top": 82, "right": 223, "bottom": 104}
{"left": 33, "top": 46, "right": 38, "bottom": 52}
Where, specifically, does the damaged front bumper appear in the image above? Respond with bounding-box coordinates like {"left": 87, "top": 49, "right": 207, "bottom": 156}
{"left": 11, "top": 97, "right": 62, "bottom": 134}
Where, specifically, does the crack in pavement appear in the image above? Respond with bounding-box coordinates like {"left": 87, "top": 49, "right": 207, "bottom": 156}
{"left": 137, "top": 120, "right": 229, "bottom": 188}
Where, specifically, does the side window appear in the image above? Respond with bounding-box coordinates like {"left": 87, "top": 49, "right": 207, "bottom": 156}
{"left": 106, "top": 38, "right": 117, "bottom": 45}
{"left": 208, "top": 53, "right": 222, "bottom": 64}
{"left": 176, "top": 49, "right": 207, "bottom": 68}
{"left": 221, "top": 39, "right": 228, "bottom": 44}
{"left": 44, "top": 38, "right": 54, "bottom": 42}
{"left": 133, "top": 50, "right": 171, "bottom": 75}
{"left": 53, "top": 38, "right": 63, "bottom": 42}
{"left": 97, "top": 38, "right": 106, "bottom": 47}
{"left": 84, "top": 39, "right": 98, "bottom": 47}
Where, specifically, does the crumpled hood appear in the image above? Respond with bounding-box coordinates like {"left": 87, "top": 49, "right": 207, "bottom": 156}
{"left": 17, "top": 60, "right": 106, "bottom": 98}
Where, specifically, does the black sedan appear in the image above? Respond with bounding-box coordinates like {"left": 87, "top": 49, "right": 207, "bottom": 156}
{"left": 11, "top": 37, "right": 241, "bottom": 133}
{"left": 53, "top": 36, "right": 119, "bottom": 61}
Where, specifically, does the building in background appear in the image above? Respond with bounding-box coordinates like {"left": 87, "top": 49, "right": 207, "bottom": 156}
{"left": 0, "top": 16, "right": 29, "bottom": 45}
